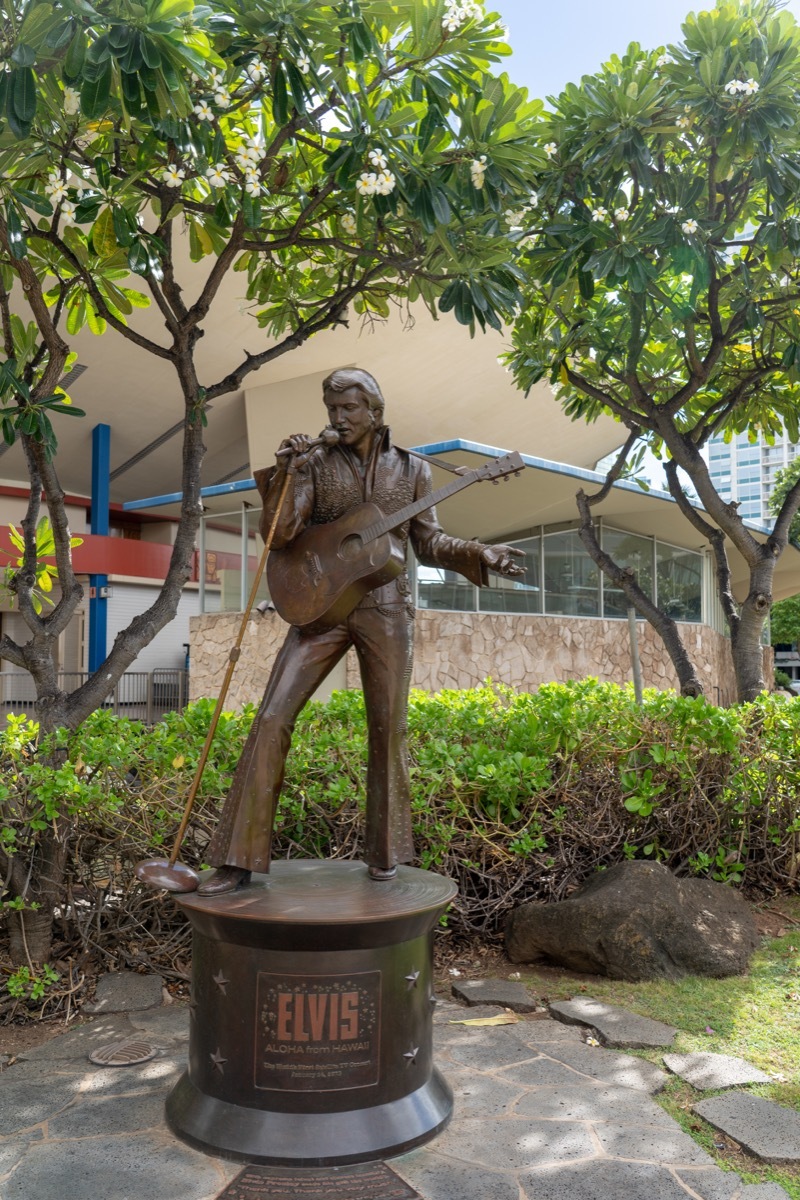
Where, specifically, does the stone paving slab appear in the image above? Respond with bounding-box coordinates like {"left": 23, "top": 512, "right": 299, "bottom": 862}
{"left": 674, "top": 1167, "right": 741, "bottom": 1200}
{"left": 451, "top": 978, "right": 539, "bottom": 1013}
{"left": 432, "top": 1067, "right": 526, "bottom": 1118}
{"left": 47, "top": 1090, "right": 170, "bottom": 1139}
{"left": 664, "top": 1052, "right": 772, "bottom": 1090}
{"left": 128, "top": 1005, "right": 191, "bottom": 1042}
{"left": 394, "top": 1148, "right": 520, "bottom": 1200}
{"left": 493, "top": 1055, "right": 601, "bottom": 1090}
{"left": 17, "top": 1014, "right": 136, "bottom": 1061}
{"left": 520, "top": 1160, "right": 718, "bottom": 1200}
{"left": 695, "top": 1093, "right": 800, "bottom": 1164}
{"left": 592, "top": 1119, "right": 715, "bottom": 1165}
{"left": 78, "top": 1055, "right": 185, "bottom": 1098}
{"left": 431, "top": 1115, "right": 598, "bottom": 1170}
{"left": 83, "top": 971, "right": 164, "bottom": 1014}
{"left": 0, "top": 1131, "right": 230, "bottom": 1200}
{"left": 534, "top": 1039, "right": 668, "bottom": 1093}
{"left": 740, "top": 1185, "right": 793, "bottom": 1199}
{"left": 513, "top": 1083, "right": 677, "bottom": 1126}
{"left": 506, "top": 1017, "right": 584, "bottom": 1045}
{"left": 549, "top": 997, "right": 677, "bottom": 1048}
{"left": 438, "top": 1025, "right": 542, "bottom": 1071}
{"left": 0, "top": 1076, "right": 86, "bottom": 1135}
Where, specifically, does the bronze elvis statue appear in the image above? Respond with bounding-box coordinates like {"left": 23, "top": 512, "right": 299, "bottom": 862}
{"left": 198, "top": 368, "right": 525, "bottom": 894}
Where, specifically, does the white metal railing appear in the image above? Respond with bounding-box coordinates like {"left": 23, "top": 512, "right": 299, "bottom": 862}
{"left": 0, "top": 669, "right": 189, "bottom": 724}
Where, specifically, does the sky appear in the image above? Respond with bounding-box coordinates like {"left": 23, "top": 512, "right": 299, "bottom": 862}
{"left": 492, "top": 0, "right": 800, "bottom": 101}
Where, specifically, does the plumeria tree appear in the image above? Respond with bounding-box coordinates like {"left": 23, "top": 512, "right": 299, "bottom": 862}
{"left": 0, "top": 0, "right": 540, "bottom": 965}
{"left": 508, "top": 0, "right": 800, "bottom": 702}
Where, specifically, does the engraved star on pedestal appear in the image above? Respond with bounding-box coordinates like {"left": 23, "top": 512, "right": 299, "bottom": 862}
{"left": 210, "top": 1049, "right": 227, "bottom": 1074}
{"left": 212, "top": 970, "right": 229, "bottom": 995}
{"left": 404, "top": 969, "right": 420, "bottom": 990}
{"left": 403, "top": 1046, "right": 419, "bottom": 1066}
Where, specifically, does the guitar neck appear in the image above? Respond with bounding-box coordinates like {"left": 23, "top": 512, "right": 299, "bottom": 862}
{"left": 361, "top": 470, "right": 482, "bottom": 545}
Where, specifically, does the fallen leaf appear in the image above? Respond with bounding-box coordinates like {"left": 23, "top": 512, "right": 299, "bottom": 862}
{"left": 449, "top": 1014, "right": 520, "bottom": 1027}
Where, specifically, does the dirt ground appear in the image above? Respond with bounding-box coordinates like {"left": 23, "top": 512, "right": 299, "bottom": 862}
{"left": 1, "top": 898, "right": 797, "bottom": 1065}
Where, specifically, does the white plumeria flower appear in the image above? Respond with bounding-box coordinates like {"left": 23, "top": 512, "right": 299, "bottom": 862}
{"left": 241, "top": 144, "right": 262, "bottom": 163}
{"left": 356, "top": 172, "right": 378, "bottom": 196}
{"left": 676, "top": 115, "right": 691, "bottom": 128}
{"left": 244, "top": 168, "right": 260, "bottom": 187}
{"left": 725, "top": 79, "right": 746, "bottom": 95}
{"left": 374, "top": 169, "right": 396, "bottom": 195}
{"left": 341, "top": 212, "right": 357, "bottom": 235}
{"left": 205, "top": 163, "right": 231, "bottom": 188}
{"left": 297, "top": 53, "right": 311, "bottom": 75}
{"left": 63, "top": 87, "right": 80, "bottom": 116}
{"left": 162, "top": 165, "right": 186, "bottom": 187}
{"left": 60, "top": 200, "right": 77, "bottom": 224}
{"left": 656, "top": 54, "right": 669, "bottom": 67}
{"left": 208, "top": 68, "right": 224, "bottom": 87}
{"left": 614, "top": 207, "right": 630, "bottom": 221}
{"left": 246, "top": 60, "right": 268, "bottom": 83}
{"left": 368, "top": 148, "right": 388, "bottom": 170}
{"left": 45, "top": 179, "right": 69, "bottom": 203}
{"left": 681, "top": 218, "right": 699, "bottom": 234}
{"left": 743, "top": 78, "right": 759, "bottom": 94}
{"left": 544, "top": 142, "right": 557, "bottom": 158}
{"left": 591, "top": 206, "right": 608, "bottom": 221}
{"left": 245, "top": 179, "right": 261, "bottom": 197}
{"left": 214, "top": 90, "right": 231, "bottom": 109}
{"left": 193, "top": 100, "right": 214, "bottom": 122}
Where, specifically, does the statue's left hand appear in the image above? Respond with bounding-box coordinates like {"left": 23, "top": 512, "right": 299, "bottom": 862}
{"left": 481, "top": 544, "right": 526, "bottom": 579}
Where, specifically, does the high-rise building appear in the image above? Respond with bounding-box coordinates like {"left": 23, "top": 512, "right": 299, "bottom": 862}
{"left": 707, "top": 429, "right": 800, "bottom": 525}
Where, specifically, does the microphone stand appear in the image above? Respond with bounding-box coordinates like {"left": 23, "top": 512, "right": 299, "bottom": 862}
{"left": 135, "top": 459, "right": 298, "bottom": 893}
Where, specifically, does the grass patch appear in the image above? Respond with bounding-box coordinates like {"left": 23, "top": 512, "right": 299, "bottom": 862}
{"left": 513, "top": 897, "right": 800, "bottom": 1199}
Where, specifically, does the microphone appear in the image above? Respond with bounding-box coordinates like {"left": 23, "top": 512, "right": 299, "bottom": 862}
{"left": 276, "top": 428, "right": 340, "bottom": 458}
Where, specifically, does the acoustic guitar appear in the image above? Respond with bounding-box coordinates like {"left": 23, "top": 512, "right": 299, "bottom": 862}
{"left": 266, "top": 451, "right": 524, "bottom": 633}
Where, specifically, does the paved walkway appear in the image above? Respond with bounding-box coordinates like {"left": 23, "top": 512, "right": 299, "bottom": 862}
{"left": 0, "top": 998, "right": 790, "bottom": 1200}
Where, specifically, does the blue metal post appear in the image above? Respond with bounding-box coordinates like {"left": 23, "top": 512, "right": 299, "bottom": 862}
{"left": 88, "top": 423, "right": 110, "bottom": 673}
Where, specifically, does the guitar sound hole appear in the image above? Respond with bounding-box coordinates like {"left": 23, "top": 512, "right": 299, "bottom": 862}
{"left": 339, "top": 534, "right": 363, "bottom": 561}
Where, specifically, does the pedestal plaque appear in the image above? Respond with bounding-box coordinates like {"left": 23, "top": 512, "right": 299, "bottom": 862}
{"left": 167, "top": 860, "right": 456, "bottom": 1165}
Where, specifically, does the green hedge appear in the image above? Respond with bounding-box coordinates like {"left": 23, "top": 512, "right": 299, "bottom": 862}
{"left": 1, "top": 681, "right": 799, "bottom": 968}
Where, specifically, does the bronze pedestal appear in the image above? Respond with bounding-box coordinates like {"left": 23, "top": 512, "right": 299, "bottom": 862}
{"left": 166, "top": 860, "right": 457, "bottom": 1165}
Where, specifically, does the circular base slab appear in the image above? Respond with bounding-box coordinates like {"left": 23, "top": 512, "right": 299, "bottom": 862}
{"left": 168, "top": 860, "right": 457, "bottom": 1165}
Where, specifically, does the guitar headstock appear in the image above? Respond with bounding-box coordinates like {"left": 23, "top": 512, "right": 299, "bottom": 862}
{"left": 475, "top": 451, "right": 525, "bottom": 484}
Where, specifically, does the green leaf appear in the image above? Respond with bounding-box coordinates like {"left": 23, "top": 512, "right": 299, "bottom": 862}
{"left": 11, "top": 45, "right": 36, "bottom": 69}
{"left": 127, "top": 239, "right": 151, "bottom": 275}
{"left": 5, "top": 203, "right": 27, "bottom": 261}
{"left": 91, "top": 208, "right": 117, "bottom": 258}
{"left": 63, "top": 29, "right": 86, "bottom": 82}
{"left": 80, "top": 58, "right": 112, "bottom": 120}
{"left": 9, "top": 67, "right": 36, "bottom": 124}
{"left": 272, "top": 64, "right": 288, "bottom": 125}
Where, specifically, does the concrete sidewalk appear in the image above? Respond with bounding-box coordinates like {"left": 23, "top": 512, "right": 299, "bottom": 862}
{"left": 0, "top": 998, "right": 790, "bottom": 1200}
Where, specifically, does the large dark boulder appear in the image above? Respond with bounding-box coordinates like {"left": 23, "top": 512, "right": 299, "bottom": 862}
{"left": 505, "top": 861, "right": 760, "bottom": 981}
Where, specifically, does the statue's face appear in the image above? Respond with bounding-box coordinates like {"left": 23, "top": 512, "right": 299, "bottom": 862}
{"left": 323, "top": 385, "right": 375, "bottom": 448}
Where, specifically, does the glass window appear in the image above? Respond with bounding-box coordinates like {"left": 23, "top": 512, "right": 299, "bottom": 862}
{"left": 416, "top": 565, "right": 476, "bottom": 611}
{"left": 601, "top": 529, "right": 654, "bottom": 618}
{"left": 544, "top": 530, "right": 599, "bottom": 616}
{"left": 480, "top": 536, "right": 541, "bottom": 614}
{"left": 656, "top": 543, "right": 702, "bottom": 622}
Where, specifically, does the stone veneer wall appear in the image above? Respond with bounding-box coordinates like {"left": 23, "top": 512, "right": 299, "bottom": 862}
{"left": 190, "top": 609, "right": 772, "bottom": 708}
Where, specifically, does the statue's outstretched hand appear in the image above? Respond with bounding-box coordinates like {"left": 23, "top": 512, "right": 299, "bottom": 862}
{"left": 481, "top": 544, "right": 526, "bottom": 579}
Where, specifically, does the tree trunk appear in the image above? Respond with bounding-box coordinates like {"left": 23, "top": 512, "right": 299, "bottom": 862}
{"left": 8, "top": 906, "right": 55, "bottom": 967}
{"left": 576, "top": 489, "right": 704, "bottom": 697}
{"left": 730, "top": 564, "right": 773, "bottom": 702}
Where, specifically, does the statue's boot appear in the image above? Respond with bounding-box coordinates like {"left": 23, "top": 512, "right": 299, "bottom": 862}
{"left": 197, "top": 866, "right": 252, "bottom": 895}
{"left": 367, "top": 864, "right": 397, "bottom": 881}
